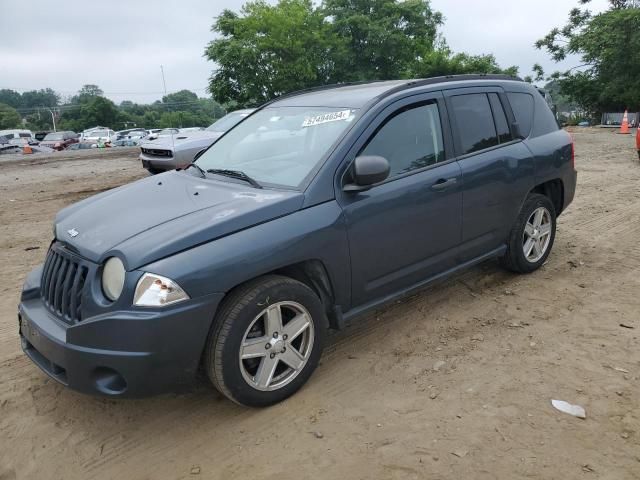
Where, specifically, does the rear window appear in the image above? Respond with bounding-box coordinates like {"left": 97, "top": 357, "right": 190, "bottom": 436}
{"left": 506, "top": 92, "right": 534, "bottom": 138}
{"left": 450, "top": 93, "right": 498, "bottom": 155}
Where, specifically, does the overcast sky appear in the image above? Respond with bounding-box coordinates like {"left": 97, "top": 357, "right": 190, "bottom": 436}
{"left": 0, "top": 0, "right": 609, "bottom": 104}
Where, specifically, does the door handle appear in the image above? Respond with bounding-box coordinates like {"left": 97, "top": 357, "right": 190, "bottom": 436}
{"left": 431, "top": 177, "right": 457, "bottom": 191}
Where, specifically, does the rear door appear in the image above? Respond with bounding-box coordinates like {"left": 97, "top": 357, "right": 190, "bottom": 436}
{"left": 444, "top": 88, "right": 535, "bottom": 261}
{"left": 337, "top": 93, "right": 463, "bottom": 307}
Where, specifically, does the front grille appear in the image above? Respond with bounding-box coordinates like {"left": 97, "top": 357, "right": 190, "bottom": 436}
{"left": 141, "top": 147, "right": 172, "bottom": 158}
{"left": 40, "top": 245, "right": 88, "bottom": 323}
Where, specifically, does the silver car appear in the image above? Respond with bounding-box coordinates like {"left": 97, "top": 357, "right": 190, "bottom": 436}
{"left": 139, "top": 109, "right": 254, "bottom": 174}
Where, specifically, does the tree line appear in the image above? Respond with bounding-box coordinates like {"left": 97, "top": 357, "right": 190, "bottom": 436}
{"left": 0, "top": 85, "right": 225, "bottom": 132}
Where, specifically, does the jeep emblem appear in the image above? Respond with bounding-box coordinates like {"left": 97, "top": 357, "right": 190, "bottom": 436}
{"left": 67, "top": 228, "right": 79, "bottom": 238}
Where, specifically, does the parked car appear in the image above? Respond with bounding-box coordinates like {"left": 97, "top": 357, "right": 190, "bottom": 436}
{"left": 139, "top": 109, "right": 254, "bottom": 174}
{"left": 34, "top": 131, "right": 50, "bottom": 142}
{"left": 0, "top": 129, "right": 35, "bottom": 142}
{"left": 0, "top": 135, "right": 21, "bottom": 154}
{"left": 39, "top": 131, "right": 79, "bottom": 151}
{"left": 116, "top": 128, "right": 148, "bottom": 141}
{"left": 113, "top": 139, "right": 140, "bottom": 147}
{"left": 18, "top": 75, "right": 576, "bottom": 406}
{"left": 142, "top": 128, "right": 179, "bottom": 142}
{"left": 82, "top": 129, "right": 117, "bottom": 145}
{"left": 66, "top": 142, "right": 96, "bottom": 151}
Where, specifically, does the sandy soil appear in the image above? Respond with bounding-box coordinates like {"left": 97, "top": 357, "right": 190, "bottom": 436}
{"left": 0, "top": 130, "right": 638, "bottom": 480}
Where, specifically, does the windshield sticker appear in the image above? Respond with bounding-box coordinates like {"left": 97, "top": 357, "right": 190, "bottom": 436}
{"left": 302, "top": 109, "right": 352, "bottom": 127}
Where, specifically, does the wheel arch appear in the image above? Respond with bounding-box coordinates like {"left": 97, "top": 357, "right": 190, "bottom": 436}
{"left": 529, "top": 178, "right": 564, "bottom": 216}
{"left": 218, "top": 259, "right": 340, "bottom": 331}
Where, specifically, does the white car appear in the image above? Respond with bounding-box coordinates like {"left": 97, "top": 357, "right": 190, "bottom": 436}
{"left": 82, "top": 129, "right": 117, "bottom": 144}
{"left": 0, "top": 129, "right": 35, "bottom": 142}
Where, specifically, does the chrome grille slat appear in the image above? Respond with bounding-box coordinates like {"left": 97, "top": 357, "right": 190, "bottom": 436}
{"left": 40, "top": 244, "right": 88, "bottom": 323}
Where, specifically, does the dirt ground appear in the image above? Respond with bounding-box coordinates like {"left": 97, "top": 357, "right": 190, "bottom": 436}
{"left": 0, "top": 130, "right": 638, "bottom": 480}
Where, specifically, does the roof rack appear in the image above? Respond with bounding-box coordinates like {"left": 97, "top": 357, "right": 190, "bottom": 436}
{"left": 378, "top": 74, "right": 524, "bottom": 100}
{"left": 260, "top": 80, "right": 390, "bottom": 107}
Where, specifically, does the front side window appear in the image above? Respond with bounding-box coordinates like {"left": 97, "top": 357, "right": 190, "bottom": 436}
{"left": 451, "top": 93, "right": 499, "bottom": 155}
{"left": 196, "top": 106, "right": 357, "bottom": 188}
{"left": 359, "top": 102, "right": 445, "bottom": 177}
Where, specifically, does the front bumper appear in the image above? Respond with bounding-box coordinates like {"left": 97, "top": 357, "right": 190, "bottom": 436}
{"left": 19, "top": 266, "right": 224, "bottom": 397}
{"left": 139, "top": 151, "right": 180, "bottom": 172}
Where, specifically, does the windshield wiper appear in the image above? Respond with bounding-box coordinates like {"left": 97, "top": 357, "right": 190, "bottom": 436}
{"left": 207, "top": 169, "right": 263, "bottom": 189}
{"left": 184, "top": 162, "right": 206, "bottom": 178}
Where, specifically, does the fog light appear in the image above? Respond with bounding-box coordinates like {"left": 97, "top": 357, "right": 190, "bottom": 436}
{"left": 92, "top": 366, "right": 127, "bottom": 394}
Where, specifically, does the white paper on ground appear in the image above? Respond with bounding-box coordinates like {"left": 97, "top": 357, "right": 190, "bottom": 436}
{"left": 551, "top": 399, "right": 586, "bottom": 419}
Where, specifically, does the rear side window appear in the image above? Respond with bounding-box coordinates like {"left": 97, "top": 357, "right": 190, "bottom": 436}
{"left": 450, "top": 94, "right": 498, "bottom": 155}
{"left": 488, "top": 93, "right": 512, "bottom": 143}
{"left": 360, "top": 102, "right": 445, "bottom": 177}
{"left": 506, "top": 92, "right": 534, "bottom": 138}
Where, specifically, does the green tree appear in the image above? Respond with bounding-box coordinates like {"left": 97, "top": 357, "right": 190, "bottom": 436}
{"left": 206, "top": 0, "right": 518, "bottom": 107}
{"left": 322, "top": 0, "right": 443, "bottom": 81}
{"left": 0, "top": 103, "right": 22, "bottom": 129}
{"left": 20, "top": 88, "right": 59, "bottom": 108}
{"left": 413, "top": 45, "right": 518, "bottom": 77}
{"left": 0, "top": 89, "right": 22, "bottom": 109}
{"left": 71, "top": 84, "right": 104, "bottom": 104}
{"left": 206, "top": 0, "right": 332, "bottom": 106}
{"left": 535, "top": 0, "right": 640, "bottom": 115}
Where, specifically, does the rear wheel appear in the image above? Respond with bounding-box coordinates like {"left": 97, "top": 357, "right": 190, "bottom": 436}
{"left": 204, "top": 275, "right": 326, "bottom": 407}
{"left": 501, "top": 193, "right": 556, "bottom": 273}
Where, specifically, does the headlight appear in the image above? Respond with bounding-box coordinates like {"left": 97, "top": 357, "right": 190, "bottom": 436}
{"left": 102, "top": 257, "right": 125, "bottom": 301}
{"left": 133, "top": 273, "right": 189, "bottom": 307}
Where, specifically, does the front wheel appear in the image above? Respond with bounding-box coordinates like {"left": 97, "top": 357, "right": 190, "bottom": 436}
{"left": 204, "top": 275, "right": 326, "bottom": 407}
{"left": 501, "top": 193, "right": 556, "bottom": 273}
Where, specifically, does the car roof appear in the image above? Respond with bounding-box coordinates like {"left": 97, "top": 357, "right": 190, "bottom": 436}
{"left": 273, "top": 80, "right": 409, "bottom": 108}
{"left": 270, "top": 75, "right": 525, "bottom": 109}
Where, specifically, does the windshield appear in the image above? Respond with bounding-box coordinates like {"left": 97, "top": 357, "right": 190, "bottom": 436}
{"left": 206, "top": 112, "right": 251, "bottom": 132}
{"left": 44, "top": 133, "right": 64, "bottom": 141}
{"left": 87, "top": 130, "right": 109, "bottom": 137}
{"left": 196, "top": 106, "right": 357, "bottom": 188}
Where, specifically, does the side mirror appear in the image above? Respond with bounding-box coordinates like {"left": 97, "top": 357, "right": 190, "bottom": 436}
{"left": 344, "top": 155, "right": 390, "bottom": 192}
{"left": 194, "top": 148, "right": 207, "bottom": 160}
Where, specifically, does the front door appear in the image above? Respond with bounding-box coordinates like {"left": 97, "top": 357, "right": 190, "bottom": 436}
{"left": 337, "top": 94, "right": 463, "bottom": 307}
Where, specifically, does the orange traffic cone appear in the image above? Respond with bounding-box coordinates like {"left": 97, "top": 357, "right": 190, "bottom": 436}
{"left": 619, "top": 109, "right": 630, "bottom": 134}
{"left": 635, "top": 124, "right": 640, "bottom": 160}
{"left": 23, "top": 143, "right": 33, "bottom": 154}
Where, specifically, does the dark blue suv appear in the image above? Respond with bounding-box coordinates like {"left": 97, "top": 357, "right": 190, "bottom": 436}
{"left": 18, "top": 75, "right": 576, "bottom": 406}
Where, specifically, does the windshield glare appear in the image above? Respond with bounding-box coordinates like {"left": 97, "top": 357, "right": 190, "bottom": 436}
{"left": 206, "top": 112, "right": 250, "bottom": 132}
{"left": 197, "top": 106, "right": 357, "bottom": 188}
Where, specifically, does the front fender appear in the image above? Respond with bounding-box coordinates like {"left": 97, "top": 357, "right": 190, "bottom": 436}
{"left": 141, "top": 200, "right": 352, "bottom": 310}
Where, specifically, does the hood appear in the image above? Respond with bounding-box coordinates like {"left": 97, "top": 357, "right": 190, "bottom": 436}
{"left": 141, "top": 130, "right": 223, "bottom": 150}
{"left": 55, "top": 171, "right": 304, "bottom": 269}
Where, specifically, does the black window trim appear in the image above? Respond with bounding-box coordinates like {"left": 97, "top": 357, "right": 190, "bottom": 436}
{"left": 338, "top": 92, "right": 456, "bottom": 190}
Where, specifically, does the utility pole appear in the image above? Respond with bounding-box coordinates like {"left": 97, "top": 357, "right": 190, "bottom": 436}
{"left": 160, "top": 65, "right": 168, "bottom": 98}
{"left": 46, "top": 107, "right": 56, "bottom": 132}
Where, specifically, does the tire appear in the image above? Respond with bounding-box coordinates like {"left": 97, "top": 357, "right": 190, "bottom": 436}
{"left": 501, "top": 193, "right": 556, "bottom": 273}
{"left": 204, "top": 275, "right": 326, "bottom": 407}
